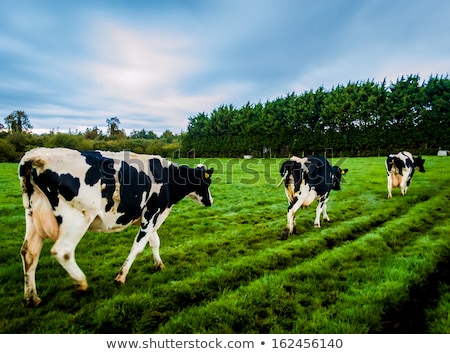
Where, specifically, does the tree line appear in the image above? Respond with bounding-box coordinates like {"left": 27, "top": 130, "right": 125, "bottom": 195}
{"left": 181, "top": 74, "right": 450, "bottom": 157}
{"left": 2, "top": 74, "right": 449, "bottom": 162}
{"left": 0, "top": 114, "right": 181, "bottom": 162}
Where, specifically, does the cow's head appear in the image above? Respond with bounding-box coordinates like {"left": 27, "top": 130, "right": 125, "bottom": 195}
{"left": 331, "top": 166, "right": 349, "bottom": 190}
{"left": 187, "top": 164, "right": 214, "bottom": 207}
{"left": 414, "top": 156, "right": 426, "bottom": 172}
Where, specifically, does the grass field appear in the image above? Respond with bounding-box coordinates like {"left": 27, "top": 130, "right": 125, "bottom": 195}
{"left": 1, "top": 156, "right": 450, "bottom": 334}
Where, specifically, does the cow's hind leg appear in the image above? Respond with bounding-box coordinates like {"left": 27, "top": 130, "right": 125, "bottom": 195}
{"left": 50, "top": 209, "right": 94, "bottom": 293}
{"left": 280, "top": 196, "right": 303, "bottom": 240}
{"left": 387, "top": 173, "right": 393, "bottom": 198}
{"left": 314, "top": 196, "right": 330, "bottom": 228}
{"left": 401, "top": 177, "right": 410, "bottom": 196}
{"left": 21, "top": 219, "right": 44, "bottom": 307}
{"left": 292, "top": 215, "right": 298, "bottom": 234}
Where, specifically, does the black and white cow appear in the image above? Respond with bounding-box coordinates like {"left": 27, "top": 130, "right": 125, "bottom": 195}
{"left": 278, "top": 155, "right": 348, "bottom": 240}
{"left": 18, "top": 147, "right": 214, "bottom": 306}
{"left": 385, "top": 151, "right": 425, "bottom": 198}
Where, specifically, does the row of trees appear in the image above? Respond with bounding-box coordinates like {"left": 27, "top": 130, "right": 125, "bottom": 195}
{"left": 0, "top": 113, "right": 181, "bottom": 162}
{"left": 2, "top": 74, "right": 449, "bottom": 161}
{"left": 182, "top": 74, "right": 450, "bottom": 157}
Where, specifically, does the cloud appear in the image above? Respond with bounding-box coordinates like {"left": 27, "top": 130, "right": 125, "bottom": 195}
{"left": 1, "top": 0, "right": 449, "bottom": 135}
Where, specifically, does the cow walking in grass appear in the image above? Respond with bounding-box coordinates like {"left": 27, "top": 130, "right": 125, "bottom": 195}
{"left": 385, "top": 151, "right": 425, "bottom": 198}
{"left": 18, "top": 147, "right": 214, "bottom": 306}
{"left": 277, "top": 155, "right": 348, "bottom": 240}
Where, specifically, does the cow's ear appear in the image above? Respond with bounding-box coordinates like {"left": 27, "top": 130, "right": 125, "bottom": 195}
{"left": 341, "top": 169, "right": 349, "bottom": 175}
{"left": 204, "top": 168, "right": 214, "bottom": 179}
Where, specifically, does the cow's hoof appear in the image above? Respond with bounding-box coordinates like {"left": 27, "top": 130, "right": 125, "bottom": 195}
{"left": 314, "top": 224, "right": 321, "bottom": 228}
{"left": 24, "top": 296, "right": 42, "bottom": 308}
{"left": 278, "top": 229, "right": 290, "bottom": 240}
{"left": 114, "top": 279, "right": 125, "bottom": 287}
{"left": 74, "top": 280, "right": 88, "bottom": 292}
{"left": 114, "top": 272, "right": 126, "bottom": 285}
{"left": 292, "top": 226, "right": 298, "bottom": 234}
{"left": 74, "top": 287, "right": 92, "bottom": 299}
{"left": 154, "top": 261, "right": 165, "bottom": 271}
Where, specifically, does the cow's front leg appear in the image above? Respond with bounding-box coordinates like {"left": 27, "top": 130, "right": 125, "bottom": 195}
{"left": 148, "top": 231, "right": 165, "bottom": 270}
{"left": 116, "top": 208, "right": 171, "bottom": 283}
{"left": 115, "top": 230, "right": 150, "bottom": 284}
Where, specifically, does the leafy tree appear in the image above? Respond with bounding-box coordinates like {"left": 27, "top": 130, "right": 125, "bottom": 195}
{"left": 421, "top": 75, "right": 450, "bottom": 150}
{"left": 129, "top": 129, "right": 157, "bottom": 140}
{"left": 4, "top": 111, "right": 33, "bottom": 133}
{"left": 0, "top": 138, "right": 18, "bottom": 162}
{"left": 106, "top": 117, "right": 125, "bottom": 138}
{"left": 84, "top": 126, "right": 102, "bottom": 140}
{"left": 160, "top": 130, "right": 175, "bottom": 143}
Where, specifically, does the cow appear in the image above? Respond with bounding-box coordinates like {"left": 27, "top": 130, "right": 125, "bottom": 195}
{"left": 385, "top": 151, "right": 425, "bottom": 198}
{"left": 18, "top": 147, "right": 214, "bottom": 306}
{"left": 277, "top": 155, "right": 348, "bottom": 240}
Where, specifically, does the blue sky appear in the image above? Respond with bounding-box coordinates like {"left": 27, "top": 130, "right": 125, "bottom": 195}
{"left": 1, "top": 0, "right": 449, "bottom": 135}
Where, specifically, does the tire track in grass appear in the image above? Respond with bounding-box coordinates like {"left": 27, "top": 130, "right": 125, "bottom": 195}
{"left": 87, "top": 195, "right": 444, "bottom": 333}
{"left": 85, "top": 208, "right": 397, "bottom": 332}
{"left": 149, "top": 195, "right": 409, "bottom": 278}
{"left": 377, "top": 219, "right": 450, "bottom": 333}
{"left": 155, "top": 198, "right": 446, "bottom": 334}
{"left": 151, "top": 191, "right": 426, "bottom": 285}
{"left": 156, "top": 218, "right": 450, "bottom": 333}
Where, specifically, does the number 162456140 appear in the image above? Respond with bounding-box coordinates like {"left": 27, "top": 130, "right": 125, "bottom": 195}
{"left": 271, "top": 338, "right": 343, "bottom": 349}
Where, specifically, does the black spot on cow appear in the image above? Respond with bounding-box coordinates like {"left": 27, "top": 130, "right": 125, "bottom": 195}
{"left": 146, "top": 191, "right": 168, "bottom": 225}
{"left": 288, "top": 196, "right": 298, "bottom": 211}
{"left": 280, "top": 160, "right": 303, "bottom": 192}
{"left": 136, "top": 230, "right": 147, "bottom": 243}
{"left": 305, "top": 156, "right": 334, "bottom": 195}
{"left": 19, "top": 161, "right": 35, "bottom": 206}
{"left": 149, "top": 158, "right": 170, "bottom": 184}
{"left": 81, "top": 151, "right": 116, "bottom": 212}
{"left": 32, "top": 169, "right": 80, "bottom": 209}
{"left": 56, "top": 215, "right": 63, "bottom": 225}
{"left": 116, "top": 161, "right": 152, "bottom": 225}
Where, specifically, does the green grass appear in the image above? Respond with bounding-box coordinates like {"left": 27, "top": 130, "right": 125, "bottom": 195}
{"left": 1, "top": 156, "right": 450, "bottom": 333}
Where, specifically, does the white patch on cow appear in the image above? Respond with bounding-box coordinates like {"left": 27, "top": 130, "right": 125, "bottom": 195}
{"left": 290, "top": 156, "right": 308, "bottom": 164}
{"left": 188, "top": 189, "right": 213, "bottom": 206}
{"left": 300, "top": 186, "right": 318, "bottom": 207}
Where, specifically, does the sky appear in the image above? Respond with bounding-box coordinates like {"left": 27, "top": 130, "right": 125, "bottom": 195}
{"left": 1, "top": 0, "right": 449, "bottom": 136}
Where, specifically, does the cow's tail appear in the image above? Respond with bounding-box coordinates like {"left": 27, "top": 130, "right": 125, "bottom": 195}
{"left": 19, "top": 154, "right": 46, "bottom": 207}
{"left": 18, "top": 154, "right": 60, "bottom": 240}
{"left": 277, "top": 170, "right": 288, "bottom": 188}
